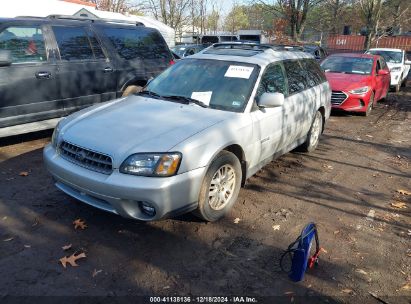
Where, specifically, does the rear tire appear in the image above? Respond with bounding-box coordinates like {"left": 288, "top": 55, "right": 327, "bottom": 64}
{"left": 194, "top": 151, "right": 242, "bottom": 222}
{"left": 122, "top": 85, "right": 143, "bottom": 97}
{"left": 300, "top": 111, "right": 323, "bottom": 153}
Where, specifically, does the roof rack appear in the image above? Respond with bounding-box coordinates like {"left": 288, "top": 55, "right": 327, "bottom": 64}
{"left": 15, "top": 15, "right": 144, "bottom": 26}
{"left": 211, "top": 42, "right": 278, "bottom": 52}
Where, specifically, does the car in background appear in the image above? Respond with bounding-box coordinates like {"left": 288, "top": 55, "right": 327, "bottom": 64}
{"left": 0, "top": 15, "right": 173, "bottom": 137}
{"left": 44, "top": 42, "right": 331, "bottom": 222}
{"left": 366, "top": 48, "right": 410, "bottom": 92}
{"left": 171, "top": 44, "right": 208, "bottom": 58}
{"left": 321, "top": 53, "right": 390, "bottom": 116}
{"left": 303, "top": 45, "right": 328, "bottom": 61}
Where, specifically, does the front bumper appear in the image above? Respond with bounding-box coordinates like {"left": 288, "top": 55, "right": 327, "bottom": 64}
{"left": 43, "top": 144, "right": 206, "bottom": 221}
{"left": 331, "top": 90, "right": 372, "bottom": 113}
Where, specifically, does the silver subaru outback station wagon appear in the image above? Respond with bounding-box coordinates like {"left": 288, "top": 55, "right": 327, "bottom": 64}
{"left": 44, "top": 43, "right": 331, "bottom": 222}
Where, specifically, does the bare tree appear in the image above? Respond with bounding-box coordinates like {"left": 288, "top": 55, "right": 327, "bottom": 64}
{"left": 357, "top": 0, "right": 383, "bottom": 49}
{"left": 251, "top": 0, "right": 324, "bottom": 41}
{"left": 90, "top": 0, "right": 144, "bottom": 13}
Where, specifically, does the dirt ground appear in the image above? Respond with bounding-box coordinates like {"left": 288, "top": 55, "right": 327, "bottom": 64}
{"left": 0, "top": 86, "right": 410, "bottom": 304}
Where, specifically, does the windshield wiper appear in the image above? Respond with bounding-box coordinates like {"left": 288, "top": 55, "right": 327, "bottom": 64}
{"left": 162, "top": 95, "right": 209, "bottom": 108}
{"left": 138, "top": 90, "right": 162, "bottom": 99}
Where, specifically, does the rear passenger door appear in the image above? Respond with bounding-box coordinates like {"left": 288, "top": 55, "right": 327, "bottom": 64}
{"left": 283, "top": 60, "right": 313, "bottom": 143}
{"left": 51, "top": 25, "right": 116, "bottom": 114}
{"left": 0, "top": 24, "right": 60, "bottom": 128}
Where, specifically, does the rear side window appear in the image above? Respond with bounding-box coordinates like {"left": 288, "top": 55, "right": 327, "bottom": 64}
{"left": 102, "top": 27, "right": 170, "bottom": 60}
{"left": 257, "top": 64, "right": 288, "bottom": 97}
{"left": 53, "top": 26, "right": 105, "bottom": 61}
{"left": 0, "top": 26, "right": 46, "bottom": 63}
{"left": 302, "top": 59, "right": 326, "bottom": 86}
{"left": 283, "top": 60, "right": 307, "bottom": 94}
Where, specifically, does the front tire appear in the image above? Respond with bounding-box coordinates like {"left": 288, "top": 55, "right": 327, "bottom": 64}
{"left": 194, "top": 151, "right": 242, "bottom": 222}
{"left": 362, "top": 91, "right": 374, "bottom": 117}
{"left": 300, "top": 111, "right": 323, "bottom": 153}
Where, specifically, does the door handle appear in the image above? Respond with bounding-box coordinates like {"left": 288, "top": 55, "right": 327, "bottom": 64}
{"left": 103, "top": 67, "right": 114, "bottom": 73}
{"left": 35, "top": 71, "right": 51, "bottom": 79}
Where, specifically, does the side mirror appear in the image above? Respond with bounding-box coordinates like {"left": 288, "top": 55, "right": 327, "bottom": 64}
{"left": 0, "top": 50, "right": 12, "bottom": 67}
{"left": 405, "top": 60, "right": 411, "bottom": 65}
{"left": 258, "top": 92, "right": 284, "bottom": 108}
{"left": 377, "top": 69, "right": 389, "bottom": 76}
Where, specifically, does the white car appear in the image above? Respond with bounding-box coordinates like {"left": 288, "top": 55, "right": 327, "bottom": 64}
{"left": 44, "top": 43, "right": 331, "bottom": 222}
{"left": 366, "top": 48, "right": 411, "bottom": 92}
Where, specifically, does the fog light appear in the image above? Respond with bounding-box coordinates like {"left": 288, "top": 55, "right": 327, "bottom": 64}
{"left": 139, "top": 201, "right": 156, "bottom": 217}
{"left": 359, "top": 100, "right": 365, "bottom": 107}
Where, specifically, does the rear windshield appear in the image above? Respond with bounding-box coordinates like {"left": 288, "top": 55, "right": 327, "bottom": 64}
{"left": 102, "top": 27, "right": 171, "bottom": 60}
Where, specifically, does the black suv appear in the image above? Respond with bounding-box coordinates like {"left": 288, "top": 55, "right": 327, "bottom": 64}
{"left": 0, "top": 15, "right": 173, "bottom": 133}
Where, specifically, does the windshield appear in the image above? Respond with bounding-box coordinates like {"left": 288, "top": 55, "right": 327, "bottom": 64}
{"left": 367, "top": 50, "right": 402, "bottom": 63}
{"left": 145, "top": 59, "right": 260, "bottom": 112}
{"left": 321, "top": 56, "right": 373, "bottom": 75}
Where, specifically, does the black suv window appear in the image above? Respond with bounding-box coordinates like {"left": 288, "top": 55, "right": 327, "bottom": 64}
{"left": 302, "top": 59, "right": 326, "bottom": 86}
{"left": 53, "top": 26, "right": 101, "bottom": 61}
{"left": 102, "top": 27, "right": 170, "bottom": 60}
{"left": 0, "top": 26, "right": 46, "bottom": 63}
{"left": 257, "top": 64, "right": 287, "bottom": 97}
{"left": 283, "top": 60, "right": 307, "bottom": 94}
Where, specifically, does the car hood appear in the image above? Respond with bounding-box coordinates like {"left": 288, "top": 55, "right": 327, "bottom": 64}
{"left": 61, "top": 96, "right": 230, "bottom": 167}
{"left": 325, "top": 72, "right": 371, "bottom": 91}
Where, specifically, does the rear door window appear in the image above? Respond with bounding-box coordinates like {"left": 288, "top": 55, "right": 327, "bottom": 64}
{"left": 102, "top": 27, "right": 171, "bottom": 60}
{"left": 283, "top": 60, "right": 308, "bottom": 94}
{"left": 0, "top": 26, "right": 46, "bottom": 63}
{"left": 52, "top": 26, "right": 100, "bottom": 61}
{"left": 302, "top": 59, "right": 327, "bottom": 86}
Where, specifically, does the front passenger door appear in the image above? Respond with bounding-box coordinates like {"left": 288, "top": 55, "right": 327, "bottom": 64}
{"left": 251, "top": 63, "right": 289, "bottom": 163}
{"left": 0, "top": 24, "right": 60, "bottom": 128}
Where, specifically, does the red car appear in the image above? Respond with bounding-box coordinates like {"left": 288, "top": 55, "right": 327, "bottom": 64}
{"left": 320, "top": 53, "right": 390, "bottom": 116}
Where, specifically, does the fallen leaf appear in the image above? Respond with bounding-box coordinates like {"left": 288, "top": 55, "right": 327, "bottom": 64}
{"left": 163, "top": 285, "right": 170, "bottom": 289}
{"left": 92, "top": 269, "right": 102, "bottom": 277}
{"left": 272, "top": 224, "right": 280, "bottom": 231}
{"left": 24, "top": 244, "right": 31, "bottom": 248}
{"left": 73, "top": 219, "right": 87, "bottom": 230}
{"left": 397, "top": 189, "right": 411, "bottom": 196}
{"left": 341, "top": 288, "right": 354, "bottom": 294}
{"left": 62, "top": 244, "right": 72, "bottom": 251}
{"left": 390, "top": 202, "right": 407, "bottom": 209}
{"left": 334, "top": 230, "right": 340, "bottom": 235}
{"left": 19, "top": 171, "right": 29, "bottom": 176}
{"left": 233, "top": 218, "right": 241, "bottom": 224}
{"left": 356, "top": 269, "right": 368, "bottom": 275}
{"left": 320, "top": 248, "right": 328, "bottom": 254}
{"left": 400, "top": 282, "right": 411, "bottom": 290}
{"left": 3, "top": 237, "right": 14, "bottom": 242}
{"left": 322, "top": 164, "right": 333, "bottom": 169}
{"left": 365, "top": 134, "right": 373, "bottom": 138}
{"left": 59, "top": 252, "right": 86, "bottom": 268}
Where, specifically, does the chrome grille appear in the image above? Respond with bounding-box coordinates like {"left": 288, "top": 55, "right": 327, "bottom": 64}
{"left": 59, "top": 141, "right": 113, "bottom": 175}
{"left": 331, "top": 91, "right": 348, "bottom": 106}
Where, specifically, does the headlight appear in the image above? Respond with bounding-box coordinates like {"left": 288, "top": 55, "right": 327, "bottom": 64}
{"left": 348, "top": 86, "right": 369, "bottom": 95}
{"left": 390, "top": 67, "right": 401, "bottom": 72}
{"left": 51, "top": 119, "right": 64, "bottom": 148}
{"left": 120, "top": 153, "right": 182, "bottom": 177}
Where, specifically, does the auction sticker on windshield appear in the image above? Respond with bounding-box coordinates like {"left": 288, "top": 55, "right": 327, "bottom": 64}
{"left": 224, "top": 65, "right": 254, "bottom": 79}
{"left": 191, "top": 91, "right": 213, "bottom": 105}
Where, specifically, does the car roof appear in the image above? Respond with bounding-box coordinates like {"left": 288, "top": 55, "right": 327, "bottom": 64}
{"left": 189, "top": 43, "right": 313, "bottom": 67}
{"left": 329, "top": 53, "right": 377, "bottom": 59}
{"left": 368, "top": 48, "right": 403, "bottom": 52}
